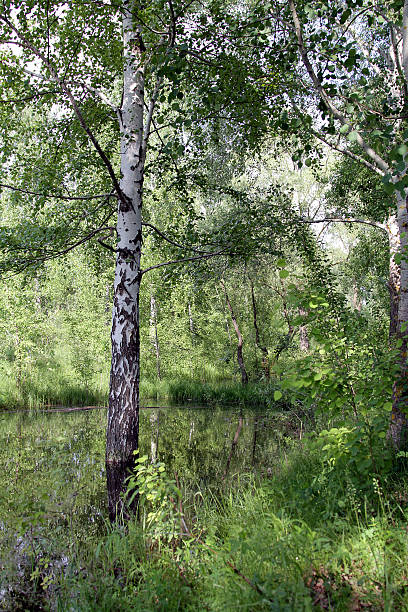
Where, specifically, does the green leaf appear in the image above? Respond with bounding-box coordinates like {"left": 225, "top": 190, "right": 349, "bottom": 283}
{"left": 347, "top": 131, "right": 358, "bottom": 142}
{"left": 384, "top": 182, "right": 396, "bottom": 195}
{"left": 279, "top": 269, "right": 289, "bottom": 279}
{"left": 340, "top": 8, "right": 351, "bottom": 24}
{"left": 136, "top": 455, "right": 148, "bottom": 463}
{"left": 274, "top": 390, "right": 282, "bottom": 401}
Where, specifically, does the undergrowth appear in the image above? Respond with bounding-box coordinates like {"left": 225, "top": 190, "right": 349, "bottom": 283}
{"left": 53, "top": 440, "right": 408, "bottom": 611}
{"left": 1, "top": 400, "right": 407, "bottom": 610}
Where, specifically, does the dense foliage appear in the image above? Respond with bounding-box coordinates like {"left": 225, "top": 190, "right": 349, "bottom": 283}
{"left": 1, "top": 0, "right": 408, "bottom": 609}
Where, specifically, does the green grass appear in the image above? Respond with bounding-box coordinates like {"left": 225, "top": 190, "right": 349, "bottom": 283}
{"left": 0, "top": 363, "right": 108, "bottom": 409}
{"left": 1, "top": 407, "right": 408, "bottom": 611}
{"left": 56, "top": 441, "right": 408, "bottom": 610}
{"left": 0, "top": 364, "right": 291, "bottom": 410}
{"left": 0, "top": 364, "right": 406, "bottom": 610}
{"left": 35, "top": 444, "right": 408, "bottom": 612}
{"left": 144, "top": 378, "right": 290, "bottom": 409}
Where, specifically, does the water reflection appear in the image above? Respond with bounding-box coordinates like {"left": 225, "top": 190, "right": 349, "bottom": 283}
{"left": 149, "top": 408, "right": 160, "bottom": 463}
{"left": 0, "top": 404, "right": 303, "bottom": 529}
{"left": 0, "top": 405, "right": 306, "bottom": 604}
{"left": 138, "top": 405, "right": 301, "bottom": 489}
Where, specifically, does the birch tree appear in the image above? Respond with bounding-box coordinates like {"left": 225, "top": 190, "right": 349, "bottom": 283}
{"left": 0, "top": 0, "right": 268, "bottom": 517}
{"left": 264, "top": 0, "right": 408, "bottom": 448}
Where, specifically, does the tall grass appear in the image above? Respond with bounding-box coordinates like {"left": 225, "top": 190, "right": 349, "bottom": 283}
{"left": 0, "top": 356, "right": 289, "bottom": 409}
{"left": 161, "top": 378, "right": 288, "bottom": 408}
{"left": 54, "top": 441, "right": 408, "bottom": 611}
{"left": 0, "top": 367, "right": 108, "bottom": 409}
{"left": 2, "top": 407, "right": 408, "bottom": 610}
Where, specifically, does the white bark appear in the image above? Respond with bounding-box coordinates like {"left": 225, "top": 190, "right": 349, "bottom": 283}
{"left": 106, "top": 2, "right": 145, "bottom": 519}
{"left": 150, "top": 409, "right": 159, "bottom": 463}
{"left": 385, "top": 214, "right": 401, "bottom": 337}
{"left": 403, "top": 1, "right": 408, "bottom": 81}
{"left": 188, "top": 302, "right": 194, "bottom": 335}
{"left": 396, "top": 191, "right": 408, "bottom": 330}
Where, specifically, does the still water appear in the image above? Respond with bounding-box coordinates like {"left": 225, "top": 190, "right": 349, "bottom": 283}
{"left": 0, "top": 404, "right": 302, "bottom": 608}
{"left": 0, "top": 403, "right": 299, "bottom": 527}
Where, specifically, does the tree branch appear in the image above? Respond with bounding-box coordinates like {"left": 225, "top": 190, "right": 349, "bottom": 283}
{"left": 142, "top": 221, "right": 219, "bottom": 253}
{"left": 310, "top": 130, "right": 384, "bottom": 176}
{"left": 298, "top": 217, "right": 388, "bottom": 234}
{"left": 143, "top": 75, "right": 163, "bottom": 149}
{"left": 288, "top": 0, "right": 390, "bottom": 175}
{"left": 0, "top": 14, "right": 126, "bottom": 206}
{"left": 0, "top": 89, "right": 59, "bottom": 104}
{"left": 77, "top": 81, "right": 119, "bottom": 113}
{"left": 98, "top": 238, "right": 117, "bottom": 253}
{"left": 141, "top": 249, "right": 227, "bottom": 275}
{"left": 3, "top": 225, "right": 116, "bottom": 273}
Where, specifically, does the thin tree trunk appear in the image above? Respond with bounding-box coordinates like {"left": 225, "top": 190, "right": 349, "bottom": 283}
{"left": 386, "top": 214, "right": 401, "bottom": 339}
{"left": 251, "top": 414, "right": 259, "bottom": 466}
{"left": 188, "top": 420, "right": 195, "bottom": 446}
{"left": 105, "top": 282, "right": 111, "bottom": 327}
{"left": 249, "top": 278, "right": 269, "bottom": 378}
{"left": 298, "top": 307, "right": 310, "bottom": 352}
{"left": 388, "top": 1, "right": 408, "bottom": 448}
{"left": 188, "top": 302, "right": 194, "bottom": 335}
{"left": 34, "top": 277, "right": 41, "bottom": 311}
{"left": 389, "top": 198, "right": 408, "bottom": 449}
{"left": 106, "top": 7, "right": 145, "bottom": 521}
{"left": 150, "top": 294, "right": 161, "bottom": 380}
{"left": 188, "top": 302, "right": 195, "bottom": 374}
{"left": 221, "top": 279, "right": 248, "bottom": 385}
{"left": 352, "top": 283, "right": 362, "bottom": 313}
{"left": 271, "top": 281, "right": 294, "bottom": 364}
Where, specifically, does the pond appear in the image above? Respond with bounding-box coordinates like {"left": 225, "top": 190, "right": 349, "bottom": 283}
{"left": 0, "top": 403, "right": 302, "bottom": 609}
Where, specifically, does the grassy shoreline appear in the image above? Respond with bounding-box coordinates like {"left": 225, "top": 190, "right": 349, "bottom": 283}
{"left": 1, "top": 403, "right": 407, "bottom": 610}
{"left": 0, "top": 376, "right": 290, "bottom": 410}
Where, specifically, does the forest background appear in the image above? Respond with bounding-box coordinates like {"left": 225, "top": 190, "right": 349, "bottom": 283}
{"left": 1, "top": 0, "right": 408, "bottom": 609}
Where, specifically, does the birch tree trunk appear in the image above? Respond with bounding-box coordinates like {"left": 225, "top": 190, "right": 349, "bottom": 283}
{"left": 388, "top": 2, "right": 408, "bottom": 448}
{"left": 389, "top": 194, "right": 408, "bottom": 448}
{"left": 188, "top": 302, "right": 195, "bottom": 336}
{"left": 105, "top": 283, "right": 112, "bottom": 327}
{"left": 150, "top": 409, "right": 159, "bottom": 463}
{"left": 106, "top": 5, "right": 145, "bottom": 520}
{"left": 385, "top": 215, "right": 401, "bottom": 338}
{"left": 298, "top": 308, "right": 310, "bottom": 352}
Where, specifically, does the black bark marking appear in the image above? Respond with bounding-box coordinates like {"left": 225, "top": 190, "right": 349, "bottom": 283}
{"left": 119, "top": 194, "right": 134, "bottom": 213}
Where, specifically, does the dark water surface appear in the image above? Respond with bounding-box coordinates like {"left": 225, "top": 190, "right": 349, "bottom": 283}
{"left": 0, "top": 404, "right": 302, "bottom": 608}
{"left": 0, "top": 403, "right": 299, "bottom": 526}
